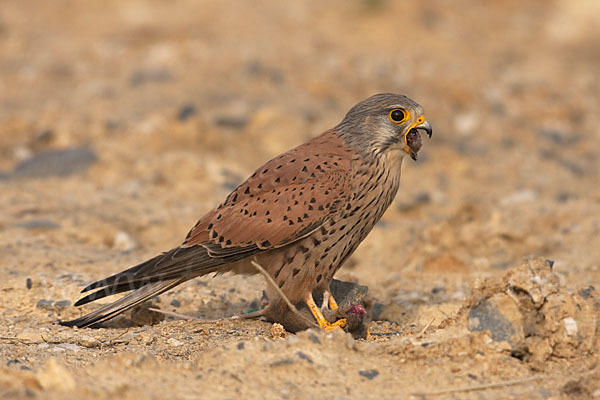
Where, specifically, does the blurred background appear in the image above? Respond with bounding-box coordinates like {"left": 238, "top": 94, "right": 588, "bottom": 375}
{"left": 1, "top": 0, "right": 599, "bottom": 310}
{"left": 1, "top": 1, "right": 600, "bottom": 396}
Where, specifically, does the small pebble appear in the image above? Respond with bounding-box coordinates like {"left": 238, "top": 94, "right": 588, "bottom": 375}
{"left": 57, "top": 343, "right": 81, "bottom": 352}
{"left": 54, "top": 300, "right": 72, "bottom": 309}
{"left": 77, "top": 335, "right": 101, "bottom": 348}
{"left": 270, "top": 358, "right": 294, "bottom": 367}
{"left": 500, "top": 189, "right": 537, "bottom": 206}
{"left": 178, "top": 104, "right": 197, "bottom": 121}
{"left": 138, "top": 333, "right": 154, "bottom": 346}
{"left": 26, "top": 278, "right": 32, "bottom": 289}
{"left": 214, "top": 115, "right": 248, "bottom": 129}
{"left": 555, "top": 191, "right": 573, "bottom": 203}
{"left": 35, "top": 129, "right": 54, "bottom": 143}
{"left": 359, "top": 369, "right": 379, "bottom": 380}
{"left": 269, "top": 323, "right": 287, "bottom": 339}
{"left": 167, "top": 338, "right": 184, "bottom": 347}
{"left": 11, "top": 147, "right": 97, "bottom": 179}
{"left": 170, "top": 299, "right": 181, "bottom": 307}
{"left": 578, "top": 286, "right": 595, "bottom": 299}
{"left": 17, "top": 219, "right": 61, "bottom": 230}
{"left": 36, "top": 299, "right": 53, "bottom": 309}
{"left": 113, "top": 231, "right": 137, "bottom": 252}
{"left": 563, "top": 317, "right": 578, "bottom": 336}
{"left": 296, "top": 352, "right": 313, "bottom": 363}
{"left": 129, "top": 68, "right": 173, "bottom": 86}
{"left": 453, "top": 112, "right": 479, "bottom": 136}
{"left": 431, "top": 286, "right": 446, "bottom": 294}
{"left": 413, "top": 192, "right": 431, "bottom": 204}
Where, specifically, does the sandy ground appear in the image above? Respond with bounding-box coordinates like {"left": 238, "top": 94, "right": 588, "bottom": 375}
{"left": 1, "top": 0, "right": 599, "bottom": 398}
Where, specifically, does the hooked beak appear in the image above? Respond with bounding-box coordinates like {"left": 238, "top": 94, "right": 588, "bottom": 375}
{"left": 404, "top": 116, "right": 433, "bottom": 161}
{"left": 415, "top": 119, "right": 433, "bottom": 138}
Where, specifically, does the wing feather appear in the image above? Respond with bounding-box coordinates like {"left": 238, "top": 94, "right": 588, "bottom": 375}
{"left": 183, "top": 131, "right": 354, "bottom": 254}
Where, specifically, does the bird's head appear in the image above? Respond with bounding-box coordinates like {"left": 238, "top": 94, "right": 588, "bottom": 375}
{"left": 336, "top": 93, "right": 432, "bottom": 160}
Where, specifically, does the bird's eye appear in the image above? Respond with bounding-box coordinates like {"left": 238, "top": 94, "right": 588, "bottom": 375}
{"left": 389, "top": 109, "right": 407, "bottom": 123}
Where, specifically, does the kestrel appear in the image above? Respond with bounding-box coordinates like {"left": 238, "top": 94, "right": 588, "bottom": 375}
{"left": 61, "top": 93, "right": 432, "bottom": 330}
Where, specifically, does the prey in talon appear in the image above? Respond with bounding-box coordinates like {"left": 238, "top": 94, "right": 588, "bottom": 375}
{"left": 60, "top": 93, "right": 432, "bottom": 333}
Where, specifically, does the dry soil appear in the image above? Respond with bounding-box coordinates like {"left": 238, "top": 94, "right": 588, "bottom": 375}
{"left": 1, "top": 1, "right": 599, "bottom": 399}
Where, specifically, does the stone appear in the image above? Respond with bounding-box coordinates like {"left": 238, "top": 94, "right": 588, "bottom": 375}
{"left": 57, "top": 343, "right": 81, "bottom": 352}
{"left": 500, "top": 189, "right": 537, "bottom": 206}
{"left": 17, "top": 219, "right": 61, "bottom": 230}
{"left": 269, "top": 323, "right": 287, "bottom": 339}
{"left": 54, "top": 300, "right": 72, "bottom": 309}
{"left": 177, "top": 104, "right": 197, "bottom": 121}
{"left": 359, "top": 369, "right": 379, "bottom": 380}
{"left": 167, "top": 338, "right": 183, "bottom": 347}
{"left": 112, "top": 231, "right": 137, "bottom": 252}
{"left": 129, "top": 68, "right": 173, "bottom": 86}
{"left": 36, "top": 300, "right": 53, "bottom": 309}
{"left": 77, "top": 335, "right": 101, "bottom": 348}
{"left": 10, "top": 147, "right": 97, "bottom": 179}
{"left": 467, "top": 293, "right": 524, "bottom": 345}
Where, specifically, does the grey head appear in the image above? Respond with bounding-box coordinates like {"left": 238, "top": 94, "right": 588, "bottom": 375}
{"left": 335, "top": 93, "right": 432, "bottom": 160}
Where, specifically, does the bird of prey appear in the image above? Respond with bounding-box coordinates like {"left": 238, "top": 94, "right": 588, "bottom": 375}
{"left": 61, "top": 93, "right": 432, "bottom": 330}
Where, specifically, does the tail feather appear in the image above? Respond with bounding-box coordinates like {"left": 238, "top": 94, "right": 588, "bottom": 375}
{"left": 80, "top": 252, "right": 166, "bottom": 293}
{"left": 81, "top": 247, "right": 211, "bottom": 293}
{"left": 74, "top": 279, "right": 160, "bottom": 306}
{"left": 60, "top": 278, "right": 185, "bottom": 328}
{"left": 61, "top": 242, "right": 263, "bottom": 328}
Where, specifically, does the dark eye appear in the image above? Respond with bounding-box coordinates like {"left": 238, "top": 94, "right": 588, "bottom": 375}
{"left": 389, "top": 109, "right": 406, "bottom": 123}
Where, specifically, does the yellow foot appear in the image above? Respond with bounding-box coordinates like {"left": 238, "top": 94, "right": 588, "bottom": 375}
{"left": 305, "top": 293, "right": 345, "bottom": 330}
{"left": 328, "top": 291, "right": 339, "bottom": 310}
{"left": 323, "top": 318, "right": 347, "bottom": 331}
